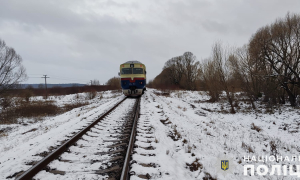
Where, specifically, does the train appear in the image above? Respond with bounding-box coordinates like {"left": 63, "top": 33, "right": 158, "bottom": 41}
{"left": 119, "top": 61, "right": 146, "bottom": 96}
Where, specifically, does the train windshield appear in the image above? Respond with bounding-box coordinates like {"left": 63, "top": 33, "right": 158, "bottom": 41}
{"left": 121, "top": 68, "right": 132, "bottom": 74}
{"left": 133, "top": 68, "right": 143, "bottom": 74}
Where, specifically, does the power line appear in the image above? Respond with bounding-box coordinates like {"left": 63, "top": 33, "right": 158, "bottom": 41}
{"left": 28, "top": 76, "right": 90, "bottom": 83}
{"left": 27, "top": 75, "right": 100, "bottom": 84}
{"left": 51, "top": 78, "right": 89, "bottom": 84}
{"left": 50, "top": 75, "right": 90, "bottom": 82}
{"left": 41, "top": 75, "right": 50, "bottom": 99}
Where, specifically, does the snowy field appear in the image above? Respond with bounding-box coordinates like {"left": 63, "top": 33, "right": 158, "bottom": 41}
{"left": 0, "top": 91, "right": 123, "bottom": 179}
{"left": 130, "top": 89, "right": 300, "bottom": 180}
{"left": 0, "top": 89, "right": 300, "bottom": 180}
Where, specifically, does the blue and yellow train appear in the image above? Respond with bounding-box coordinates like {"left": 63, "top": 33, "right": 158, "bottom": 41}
{"left": 119, "top": 61, "right": 146, "bottom": 96}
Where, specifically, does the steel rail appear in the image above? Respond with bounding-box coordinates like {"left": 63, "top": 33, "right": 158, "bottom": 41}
{"left": 16, "top": 97, "right": 128, "bottom": 180}
{"left": 120, "top": 97, "right": 140, "bottom": 180}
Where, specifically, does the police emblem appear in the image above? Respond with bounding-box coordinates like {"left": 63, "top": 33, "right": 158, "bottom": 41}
{"left": 221, "top": 160, "right": 229, "bottom": 171}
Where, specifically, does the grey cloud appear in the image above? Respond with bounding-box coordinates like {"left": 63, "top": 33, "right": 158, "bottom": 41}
{"left": 202, "top": 20, "right": 229, "bottom": 34}
{"left": 0, "top": 0, "right": 299, "bottom": 84}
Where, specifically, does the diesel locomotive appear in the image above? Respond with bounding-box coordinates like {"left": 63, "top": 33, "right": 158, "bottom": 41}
{"left": 119, "top": 61, "right": 146, "bottom": 96}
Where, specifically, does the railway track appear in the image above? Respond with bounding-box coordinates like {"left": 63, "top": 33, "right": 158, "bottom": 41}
{"left": 16, "top": 97, "right": 140, "bottom": 180}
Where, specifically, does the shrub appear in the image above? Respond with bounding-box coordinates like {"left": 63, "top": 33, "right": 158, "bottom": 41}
{"left": 0, "top": 95, "right": 13, "bottom": 109}
{"left": 64, "top": 102, "right": 89, "bottom": 112}
{"left": 85, "top": 90, "right": 97, "bottom": 100}
{"left": 0, "top": 101, "right": 61, "bottom": 124}
{"left": 22, "top": 89, "right": 33, "bottom": 102}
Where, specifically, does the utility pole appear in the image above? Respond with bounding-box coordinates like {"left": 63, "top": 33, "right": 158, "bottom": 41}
{"left": 41, "top": 75, "right": 50, "bottom": 99}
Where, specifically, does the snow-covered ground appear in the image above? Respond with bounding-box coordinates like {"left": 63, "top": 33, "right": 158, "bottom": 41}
{"left": 1, "top": 89, "right": 299, "bottom": 180}
{"left": 130, "top": 89, "right": 300, "bottom": 180}
{"left": 0, "top": 91, "right": 124, "bottom": 179}
{"left": 35, "top": 98, "right": 137, "bottom": 180}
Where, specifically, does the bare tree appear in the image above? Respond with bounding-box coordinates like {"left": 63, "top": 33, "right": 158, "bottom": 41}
{"left": 249, "top": 13, "right": 300, "bottom": 106}
{"left": 200, "top": 57, "right": 222, "bottom": 102}
{"left": 163, "top": 56, "right": 185, "bottom": 87}
{"left": 230, "top": 45, "right": 258, "bottom": 109}
{"left": 91, "top": 79, "right": 100, "bottom": 86}
{"left": 212, "top": 42, "right": 236, "bottom": 113}
{"left": 162, "top": 52, "right": 200, "bottom": 90}
{"left": 181, "top": 52, "right": 200, "bottom": 90}
{"left": 106, "top": 77, "right": 121, "bottom": 89}
{"left": 0, "top": 39, "right": 27, "bottom": 96}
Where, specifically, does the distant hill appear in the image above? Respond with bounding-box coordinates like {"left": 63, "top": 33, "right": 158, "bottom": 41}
{"left": 20, "top": 83, "right": 87, "bottom": 89}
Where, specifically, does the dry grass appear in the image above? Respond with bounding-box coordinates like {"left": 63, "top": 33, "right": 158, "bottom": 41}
{"left": 187, "top": 144, "right": 192, "bottom": 153}
{"left": 166, "top": 150, "right": 170, "bottom": 155}
{"left": 206, "top": 131, "right": 214, "bottom": 136}
{"left": 270, "top": 140, "right": 278, "bottom": 156}
{"left": 203, "top": 172, "right": 217, "bottom": 180}
{"left": 153, "top": 91, "right": 170, "bottom": 97}
{"left": 0, "top": 132, "right": 7, "bottom": 138}
{"left": 201, "top": 107, "right": 213, "bottom": 112}
{"left": 237, "top": 159, "right": 242, "bottom": 164}
{"left": 175, "top": 92, "right": 184, "bottom": 98}
{"left": 85, "top": 90, "right": 97, "bottom": 100}
{"left": 160, "top": 118, "right": 172, "bottom": 125}
{"left": 242, "top": 142, "right": 254, "bottom": 153}
{"left": 251, "top": 123, "right": 262, "bottom": 132}
{"left": 209, "top": 120, "right": 215, "bottom": 124}
{"left": 186, "top": 158, "right": 203, "bottom": 172}
{"left": 0, "top": 101, "right": 89, "bottom": 125}
{"left": 0, "top": 101, "right": 61, "bottom": 124}
{"left": 233, "top": 101, "right": 239, "bottom": 107}
{"left": 63, "top": 102, "right": 89, "bottom": 112}
{"left": 0, "top": 127, "right": 11, "bottom": 138}
{"left": 168, "top": 125, "right": 181, "bottom": 141}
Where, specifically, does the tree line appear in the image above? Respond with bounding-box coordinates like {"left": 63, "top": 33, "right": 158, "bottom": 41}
{"left": 149, "top": 13, "right": 300, "bottom": 110}
{"left": 0, "top": 39, "right": 27, "bottom": 96}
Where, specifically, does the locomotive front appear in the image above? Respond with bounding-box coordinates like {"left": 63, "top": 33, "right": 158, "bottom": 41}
{"left": 119, "top": 61, "right": 146, "bottom": 96}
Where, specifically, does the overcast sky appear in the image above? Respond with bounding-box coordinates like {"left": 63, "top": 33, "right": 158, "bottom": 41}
{"left": 0, "top": 0, "right": 299, "bottom": 84}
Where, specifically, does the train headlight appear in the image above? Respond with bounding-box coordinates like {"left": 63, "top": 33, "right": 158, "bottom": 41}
{"left": 140, "top": 82, "right": 143, "bottom": 84}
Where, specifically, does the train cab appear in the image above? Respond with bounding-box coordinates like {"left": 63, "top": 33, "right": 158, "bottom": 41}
{"left": 119, "top": 61, "right": 146, "bottom": 96}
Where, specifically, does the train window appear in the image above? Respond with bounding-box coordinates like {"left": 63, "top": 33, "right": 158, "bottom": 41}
{"left": 133, "top": 68, "right": 143, "bottom": 74}
{"left": 121, "top": 68, "right": 132, "bottom": 74}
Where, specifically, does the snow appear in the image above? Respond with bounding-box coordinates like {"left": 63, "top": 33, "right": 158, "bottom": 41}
{"left": 131, "top": 89, "right": 300, "bottom": 180}
{"left": 34, "top": 98, "right": 137, "bottom": 179}
{"left": 0, "top": 91, "right": 124, "bottom": 179}
{"left": 1, "top": 89, "right": 300, "bottom": 180}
